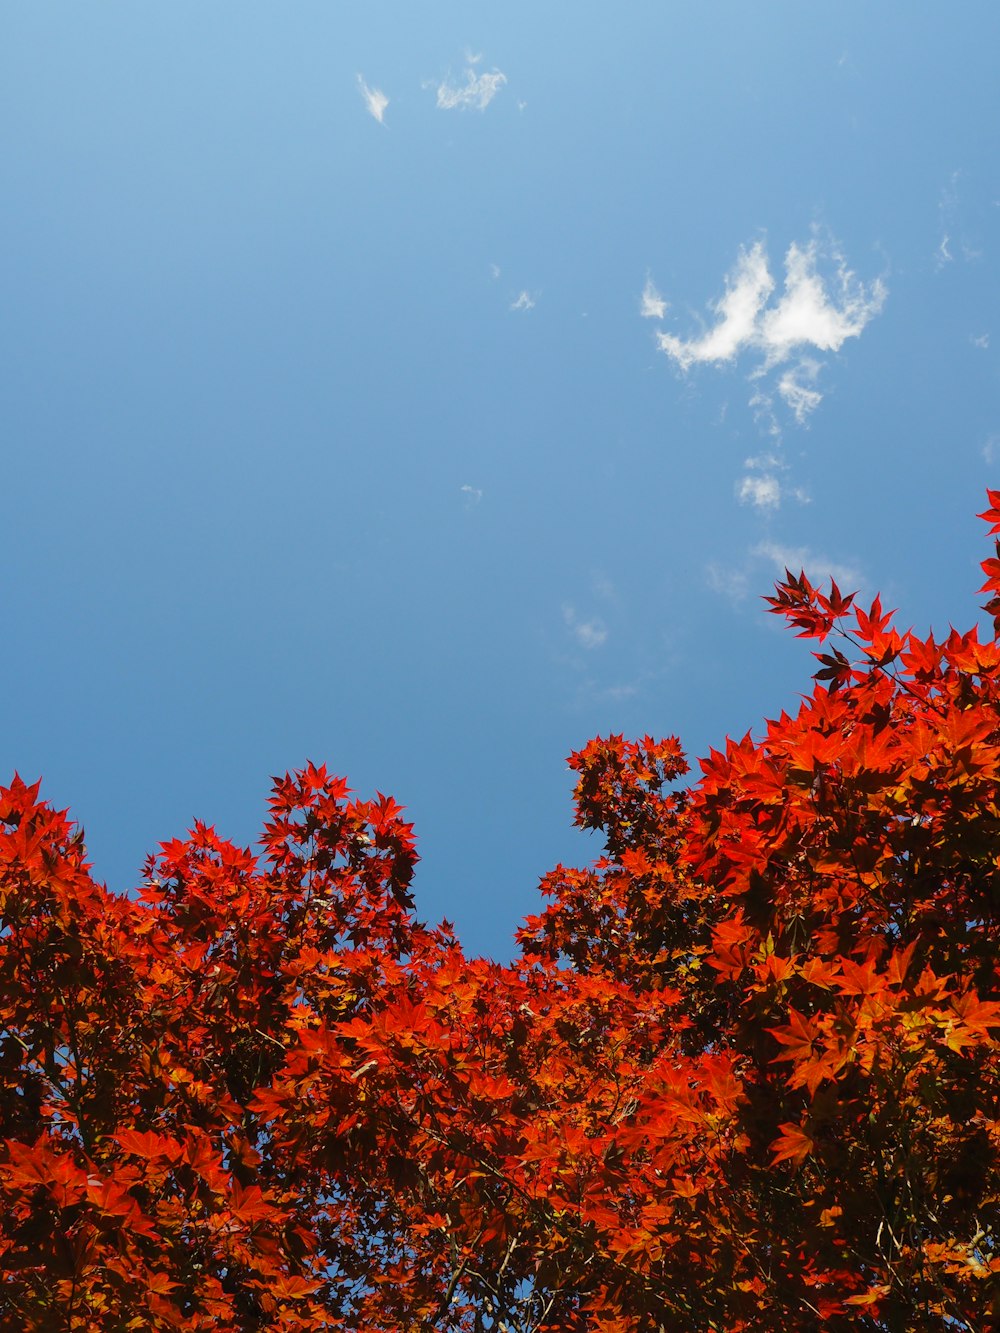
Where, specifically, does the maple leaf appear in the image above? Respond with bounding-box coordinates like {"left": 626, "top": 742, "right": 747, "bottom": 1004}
{"left": 768, "top": 1009, "right": 821, "bottom": 1064}
{"left": 114, "top": 1128, "right": 181, "bottom": 1163}
{"left": 854, "top": 595, "right": 896, "bottom": 642}
{"left": 228, "top": 1182, "right": 276, "bottom": 1224}
{"left": 978, "top": 489, "right": 1000, "bottom": 535}
{"left": 770, "top": 1122, "right": 815, "bottom": 1166}
{"left": 844, "top": 1283, "right": 891, "bottom": 1307}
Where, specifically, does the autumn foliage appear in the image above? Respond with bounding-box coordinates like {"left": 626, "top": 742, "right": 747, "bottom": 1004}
{"left": 5, "top": 501, "right": 1000, "bottom": 1329}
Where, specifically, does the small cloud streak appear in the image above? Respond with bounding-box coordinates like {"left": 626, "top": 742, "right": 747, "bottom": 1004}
{"left": 563, "top": 604, "right": 607, "bottom": 650}
{"left": 357, "top": 75, "right": 388, "bottom": 125}
{"left": 652, "top": 235, "right": 886, "bottom": 426}
{"left": 640, "top": 276, "right": 668, "bottom": 320}
{"left": 777, "top": 359, "right": 823, "bottom": 424}
{"left": 753, "top": 540, "right": 861, "bottom": 592}
{"left": 737, "top": 475, "right": 781, "bottom": 511}
{"left": 706, "top": 562, "right": 750, "bottom": 603}
{"left": 436, "top": 62, "right": 507, "bottom": 111}
{"left": 936, "top": 170, "right": 983, "bottom": 266}
{"left": 510, "top": 290, "right": 535, "bottom": 312}
{"left": 604, "top": 681, "right": 639, "bottom": 701}
{"left": 707, "top": 540, "right": 862, "bottom": 606}
{"left": 735, "top": 452, "right": 811, "bottom": 513}
{"left": 460, "top": 484, "right": 482, "bottom": 505}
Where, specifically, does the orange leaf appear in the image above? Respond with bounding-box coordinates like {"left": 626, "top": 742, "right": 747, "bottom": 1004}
{"left": 770, "top": 1122, "right": 814, "bottom": 1167}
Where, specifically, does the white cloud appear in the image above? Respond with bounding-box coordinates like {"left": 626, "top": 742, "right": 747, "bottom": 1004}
{"left": 460, "top": 484, "right": 482, "bottom": 505}
{"left": 743, "top": 451, "right": 781, "bottom": 471}
{"left": 777, "top": 359, "right": 823, "bottom": 424}
{"left": 759, "top": 244, "right": 886, "bottom": 361}
{"left": 436, "top": 64, "right": 507, "bottom": 111}
{"left": 972, "top": 333, "right": 990, "bottom": 350}
{"left": 753, "top": 540, "right": 861, "bottom": 592}
{"left": 357, "top": 75, "right": 388, "bottom": 125}
{"left": 604, "top": 682, "right": 639, "bottom": 701}
{"left": 737, "top": 475, "right": 781, "bottom": 511}
{"left": 705, "top": 562, "right": 750, "bottom": 603}
{"left": 489, "top": 263, "right": 501, "bottom": 280}
{"left": 656, "top": 242, "right": 774, "bottom": 371}
{"left": 563, "top": 604, "right": 607, "bottom": 650}
{"left": 575, "top": 622, "right": 607, "bottom": 650}
{"left": 640, "top": 276, "right": 667, "bottom": 320}
{"left": 735, "top": 451, "right": 811, "bottom": 513}
{"left": 707, "top": 540, "right": 861, "bottom": 608}
{"left": 983, "top": 434, "right": 1000, "bottom": 465}
{"left": 936, "top": 170, "right": 983, "bottom": 265}
{"left": 510, "top": 290, "right": 535, "bottom": 312}
{"left": 748, "top": 386, "right": 781, "bottom": 439}
{"left": 651, "top": 235, "right": 886, "bottom": 427}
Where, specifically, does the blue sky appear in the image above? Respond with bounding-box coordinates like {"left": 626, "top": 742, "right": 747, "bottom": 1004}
{"left": 3, "top": 4, "right": 999, "bottom": 957}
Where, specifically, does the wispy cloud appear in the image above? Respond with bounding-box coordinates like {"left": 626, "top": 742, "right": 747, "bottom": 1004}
{"left": 603, "top": 681, "right": 640, "bottom": 701}
{"left": 753, "top": 540, "right": 861, "bottom": 592}
{"left": 759, "top": 244, "right": 884, "bottom": 361}
{"left": 657, "top": 243, "right": 774, "bottom": 371}
{"left": 743, "top": 451, "right": 781, "bottom": 471}
{"left": 707, "top": 540, "right": 862, "bottom": 606}
{"left": 460, "top": 484, "right": 482, "bottom": 505}
{"left": 435, "top": 60, "right": 507, "bottom": 111}
{"left": 357, "top": 75, "right": 388, "bottom": 125}
{"left": 972, "top": 333, "right": 990, "bottom": 350}
{"left": 737, "top": 475, "right": 781, "bottom": 511}
{"left": 510, "top": 290, "right": 535, "bottom": 312}
{"left": 563, "top": 604, "right": 607, "bottom": 650}
{"left": 736, "top": 452, "right": 810, "bottom": 513}
{"left": 640, "top": 276, "right": 668, "bottom": 320}
{"left": 777, "top": 359, "right": 823, "bottom": 424}
{"left": 705, "top": 561, "right": 751, "bottom": 604}
{"left": 652, "top": 235, "right": 886, "bottom": 427}
{"left": 936, "top": 170, "right": 982, "bottom": 267}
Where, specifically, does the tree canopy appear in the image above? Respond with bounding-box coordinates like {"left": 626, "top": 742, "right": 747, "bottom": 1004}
{"left": 4, "top": 500, "right": 1000, "bottom": 1330}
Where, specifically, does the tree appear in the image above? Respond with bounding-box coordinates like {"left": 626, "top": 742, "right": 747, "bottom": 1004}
{"left": 4, "top": 500, "right": 1000, "bottom": 1330}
